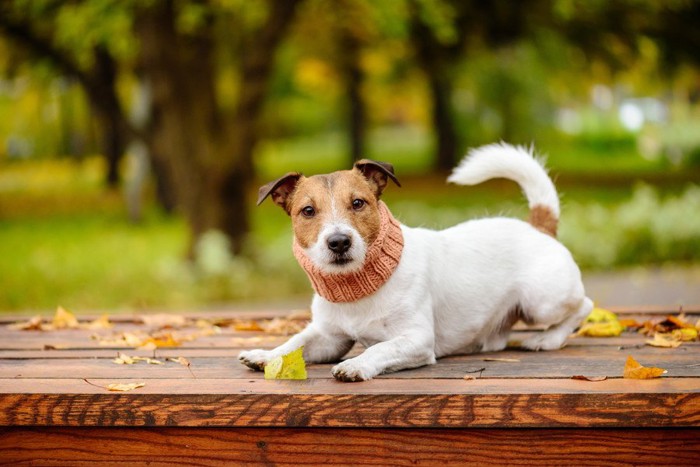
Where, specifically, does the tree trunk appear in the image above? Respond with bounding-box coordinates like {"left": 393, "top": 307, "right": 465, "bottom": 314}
{"left": 338, "top": 29, "right": 366, "bottom": 163}
{"left": 136, "top": 0, "right": 300, "bottom": 256}
{"left": 409, "top": 8, "right": 459, "bottom": 172}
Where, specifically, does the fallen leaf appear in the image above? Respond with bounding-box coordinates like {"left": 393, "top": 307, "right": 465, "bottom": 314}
{"left": 623, "top": 355, "right": 666, "bottom": 379}
{"left": 167, "top": 356, "right": 190, "bottom": 367}
{"left": 585, "top": 307, "right": 618, "bottom": 323}
{"left": 113, "top": 352, "right": 137, "bottom": 365}
{"left": 645, "top": 332, "right": 682, "bottom": 348}
{"left": 483, "top": 358, "right": 520, "bottom": 363}
{"left": 264, "top": 346, "right": 307, "bottom": 380}
{"left": 107, "top": 382, "right": 146, "bottom": 392}
{"left": 674, "top": 328, "right": 698, "bottom": 341}
{"left": 140, "top": 313, "right": 187, "bottom": 328}
{"left": 577, "top": 320, "right": 624, "bottom": 337}
{"left": 463, "top": 375, "right": 477, "bottom": 380}
{"left": 578, "top": 306, "right": 624, "bottom": 337}
{"left": 572, "top": 375, "right": 608, "bottom": 382}
{"left": 83, "top": 314, "right": 112, "bottom": 330}
{"left": 138, "top": 332, "right": 181, "bottom": 349}
{"left": 52, "top": 306, "right": 80, "bottom": 329}
{"left": 618, "top": 318, "right": 641, "bottom": 329}
{"left": 8, "top": 316, "right": 44, "bottom": 331}
{"left": 233, "top": 320, "right": 265, "bottom": 332}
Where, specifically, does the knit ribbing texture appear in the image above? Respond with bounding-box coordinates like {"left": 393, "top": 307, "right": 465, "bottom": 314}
{"left": 293, "top": 201, "right": 404, "bottom": 303}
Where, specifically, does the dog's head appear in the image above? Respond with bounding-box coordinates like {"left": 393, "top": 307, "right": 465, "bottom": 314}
{"left": 258, "top": 160, "right": 400, "bottom": 274}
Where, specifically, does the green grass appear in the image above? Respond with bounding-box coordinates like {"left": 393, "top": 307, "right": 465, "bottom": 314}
{"left": 1, "top": 130, "right": 697, "bottom": 313}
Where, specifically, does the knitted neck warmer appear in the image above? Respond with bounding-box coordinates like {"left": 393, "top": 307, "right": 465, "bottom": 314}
{"left": 293, "top": 201, "right": 404, "bottom": 303}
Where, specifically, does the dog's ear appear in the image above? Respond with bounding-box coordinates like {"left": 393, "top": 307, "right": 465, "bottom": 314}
{"left": 257, "top": 172, "right": 303, "bottom": 213}
{"left": 354, "top": 159, "right": 401, "bottom": 197}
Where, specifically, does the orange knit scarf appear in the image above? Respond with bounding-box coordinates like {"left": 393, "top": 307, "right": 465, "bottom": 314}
{"left": 293, "top": 201, "right": 404, "bottom": 303}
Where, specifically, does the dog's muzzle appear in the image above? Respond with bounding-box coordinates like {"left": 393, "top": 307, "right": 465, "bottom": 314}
{"left": 327, "top": 233, "right": 353, "bottom": 265}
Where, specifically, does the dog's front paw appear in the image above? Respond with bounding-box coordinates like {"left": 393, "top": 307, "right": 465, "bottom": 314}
{"left": 238, "top": 349, "right": 270, "bottom": 371}
{"left": 331, "top": 359, "right": 375, "bottom": 382}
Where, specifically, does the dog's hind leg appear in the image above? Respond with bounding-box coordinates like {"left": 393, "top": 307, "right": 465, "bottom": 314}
{"left": 520, "top": 297, "right": 593, "bottom": 351}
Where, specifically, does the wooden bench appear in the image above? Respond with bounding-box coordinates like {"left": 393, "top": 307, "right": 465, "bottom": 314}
{"left": 1, "top": 307, "right": 698, "bottom": 465}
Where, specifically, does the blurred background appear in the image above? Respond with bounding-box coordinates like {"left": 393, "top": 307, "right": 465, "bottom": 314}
{"left": 1, "top": 0, "right": 699, "bottom": 313}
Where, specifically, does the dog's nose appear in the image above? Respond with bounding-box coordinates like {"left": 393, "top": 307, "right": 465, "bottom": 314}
{"left": 327, "top": 233, "right": 351, "bottom": 254}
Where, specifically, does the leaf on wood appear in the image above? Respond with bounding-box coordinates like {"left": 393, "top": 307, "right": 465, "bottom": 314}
{"left": 618, "top": 318, "right": 641, "bottom": 329}
{"left": 138, "top": 332, "right": 181, "bottom": 350}
{"left": 645, "top": 332, "right": 682, "bottom": 348}
{"left": 107, "top": 382, "right": 146, "bottom": 392}
{"left": 233, "top": 320, "right": 265, "bottom": 332}
{"left": 577, "top": 320, "right": 624, "bottom": 337}
{"left": 571, "top": 375, "right": 608, "bottom": 382}
{"left": 482, "top": 358, "right": 520, "bottom": 363}
{"left": 52, "top": 306, "right": 80, "bottom": 329}
{"left": 623, "top": 355, "right": 667, "bottom": 379}
{"left": 674, "top": 327, "right": 698, "bottom": 341}
{"left": 8, "top": 315, "right": 44, "bottom": 331}
{"left": 584, "top": 307, "right": 618, "bottom": 323}
{"left": 264, "top": 346, "right": 307, "bottom": 380}
{"left": 260, "top": 317, "right": 307, "bottom": 335}
{"left": 578, "top": 306, "right": 624, "bottom": 337}
{"left": 113, "top": 352, "right": 137, "bottom": 365}
{"left": 140, "top": 313, "right": 188, "bottom": 329}
{"left": 167, "top": 356, "right": 190, "bottom": 367}
{"left": 83, "top": 314, "right": 112, "bottom": 330}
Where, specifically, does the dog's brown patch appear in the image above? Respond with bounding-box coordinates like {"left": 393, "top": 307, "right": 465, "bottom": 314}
{"left": 528, "top": 204, "right": 558, "bottom": 237}
{"left": 287, "top": 170, "right": 382, "bottom": 249}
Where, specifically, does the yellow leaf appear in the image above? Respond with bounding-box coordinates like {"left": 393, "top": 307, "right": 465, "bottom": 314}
{"left": 233, "top": 320, "right": 264, "bottom": 332}
{"left": 52, "top": 306, "right": 79, "bottom": 329}
{"left": 82, "top": 314, "right": 112, "bottom": 330}
{"left": 577, "top": 320, "right": 624, "bottom": 337}
{"left": 106, "top": 382, "right": 146, "bottom": 392}
{"left": 645, "top": 332, "right": 682, "bottom": 348}
{"left": 138, "top": 333, "right": 180, "bottom": 349}
{"left": 264, "top": 347, "right": 307, "bottom": 380}
{"left": 623, "top": 355, "right": 666, "bottom": 379}
{"left": 674, "top": 328, "right": 698, "bottom": 341}
{"left": 585, "top": 307, "right": 618, "bottom": 323}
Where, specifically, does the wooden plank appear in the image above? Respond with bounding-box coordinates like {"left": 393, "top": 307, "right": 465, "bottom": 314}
{"left": 1, "top": 427, "right": 698, "bottom": 466}
{"left": 2, "top": 349, "right": 699, "bottom": 379}
{"left": 0, "top": 377, "right": 698, "bottom": 428}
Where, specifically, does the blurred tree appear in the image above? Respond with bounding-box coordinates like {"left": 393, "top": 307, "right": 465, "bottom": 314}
{"left": 0, "top": 0, "right": 133, "bottom": 187}
{"left": 135, "top": 0, "right": 301, "bottom": 255}
{"left": 0, "top": 0, "right": 301, "bottom": 255}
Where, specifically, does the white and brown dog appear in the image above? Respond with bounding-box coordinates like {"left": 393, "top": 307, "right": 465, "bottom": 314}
{"left": 240, "top": 143, "right": 592, "bottom": 381}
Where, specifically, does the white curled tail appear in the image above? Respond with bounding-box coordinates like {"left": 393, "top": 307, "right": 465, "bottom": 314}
{"left": 447, "top": 143, "right": 560, "bottom": 236}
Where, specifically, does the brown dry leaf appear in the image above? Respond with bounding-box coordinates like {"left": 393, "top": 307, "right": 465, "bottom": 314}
{"left": 260, "top": 317, "right": 308, "bottom": 335}
{"left": 623, "top": 355, "right": 667, "bottom": 379}
{"left": 8, "top": 315, "right": 44, "bottom": 331}
{"left": 463, "top": 375, "right": 477, "bottom": 380}
{"left": 618, "top": 318, "right": 641, "bottom": 329}
{"left": 645, "top": 332, "right": 682, "bottom": 348}
{"left": 107, "top": 382, "right": 146, "bottom": 392}
{"left": 52, "top": 306, "right": 80, "bottom": 329}
{"left": 483, "top": 358, "right": 520, "bottom": 363}
{"left": 138, "top": 332, "right": 181, "bottom": 349}
{"left": 572, "top": 375, "right": 608, "bottom": 382}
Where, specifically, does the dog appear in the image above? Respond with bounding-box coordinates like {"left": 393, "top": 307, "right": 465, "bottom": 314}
{"left": 239, "top": 143, "right": 592, "bottom": 381}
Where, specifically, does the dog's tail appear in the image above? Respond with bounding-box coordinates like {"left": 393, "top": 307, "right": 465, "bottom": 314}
{"left": 447, "top": 143, "right": 559, "bottom": 237}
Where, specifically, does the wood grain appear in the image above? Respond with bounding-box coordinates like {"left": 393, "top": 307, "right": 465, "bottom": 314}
{"left": 1, "top": 427, "right": 698, "bottom": 466}
{"left": 0, "top": 384, "right": 698, "bottom": 427}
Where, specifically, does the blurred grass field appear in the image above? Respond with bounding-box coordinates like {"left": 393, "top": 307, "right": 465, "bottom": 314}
{"left": 1, "top": 130, "right": 699, "bottom": 313}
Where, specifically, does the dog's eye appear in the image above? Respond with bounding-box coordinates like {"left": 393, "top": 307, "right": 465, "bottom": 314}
{"left": 352, "top": 199, "right": 365, "bottom": 211}
{"left": 301, "top": 206, "right": 315, "bottom": 217}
